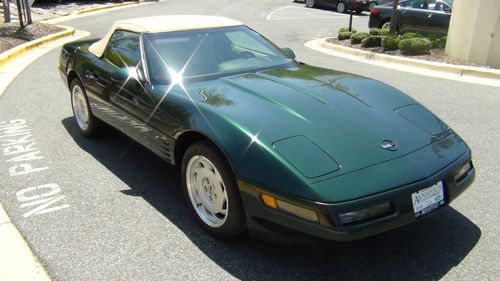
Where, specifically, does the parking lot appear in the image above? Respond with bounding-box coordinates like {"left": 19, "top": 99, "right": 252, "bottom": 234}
{"left": 0, "top": 0, "right": 499, "bottom": 280}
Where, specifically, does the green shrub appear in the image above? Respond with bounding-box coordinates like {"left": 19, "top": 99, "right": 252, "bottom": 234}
{"left": 382, "top": 36, "right": 400, "bottom": 51}
{"left": 338, "top": 31, "right": 354, "bottom": 40}
{"left": 339, "top": 27, "right": 357, "bottom": 34}
{"left": 399, "top": 38, "right": 432, "bottom": 55}
{"left": 399, "top": 32, "right": 422, "bottom": 40}
{"left": 350, "top": 32, "right": 369, "bottom": 44}
{"left": 369, "top": 28, "right": 389, "bottom": 36}
{"left": 430, "top": 36, "right": 447, "bottom": 49}
{"left": 361, "top": 36, "right": 383, "bottom": 48}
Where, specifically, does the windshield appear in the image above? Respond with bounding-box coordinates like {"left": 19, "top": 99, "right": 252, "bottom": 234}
{"left": 143, "top": 26, "right": 293, "bottom": 84}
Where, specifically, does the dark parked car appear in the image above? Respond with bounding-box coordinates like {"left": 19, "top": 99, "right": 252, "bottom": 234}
{"left": 369, "top": 0, "right": 453, "bottom": 34}
{"left": 306, "top": 0, "right": 371, "bottom": 13}
{"left": 369, "top": 0, "right": 393, "bottom": 9}
{"left": 59, "top": 15, "right": 474, "bottom": 241}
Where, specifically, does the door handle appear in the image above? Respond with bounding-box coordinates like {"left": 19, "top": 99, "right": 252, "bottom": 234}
{"left": 427, "top": 13, "right": 433, "bottom": 18}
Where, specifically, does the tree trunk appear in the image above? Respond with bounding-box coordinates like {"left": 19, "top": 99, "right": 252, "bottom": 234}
{"left": 389, "top": 0, "right": 399, "bottom": 34}
{"left": 2, "top": 0, "right": 11, "bottom": 23}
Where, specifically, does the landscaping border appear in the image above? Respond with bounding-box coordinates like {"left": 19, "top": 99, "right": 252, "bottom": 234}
{"left": 309, "top": 38, "right": 500, "bottom": 82}
{"left": 0, "top": 25, "right": 74, "bottom": 69}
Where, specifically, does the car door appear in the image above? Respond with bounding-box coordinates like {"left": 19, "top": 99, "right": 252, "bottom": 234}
{"left": 397, "top": 0, "right": 430, "bottom": 32}
{"left": 426, "top": 1, "right": 452, "bottom": 34}
{"left": 85, "top": 30, "right": 153, "bottom": 149}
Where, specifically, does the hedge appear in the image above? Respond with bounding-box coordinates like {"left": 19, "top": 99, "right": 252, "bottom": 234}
{"left": 350, "top": 32, "right": 369, "bottom": 44}
{"left": 382, "top": 36, "right": 400, "bottom": 51}
{"left": 338, "top": 31, "right": 354, "bottom": 40}
{"left": 400, "top": 32, "right": 422, "bottom": 40}
{"left": 338, "top": 27, "right": 357, "bottom": 34}
{"left": 369, "top": 28, "right": 389, "bottom": 36}
{"left": 399, "top": 38, "right": 432, "bottom": 55}
{"left": 361, "top": 36, "right": 383, "bottom": 48}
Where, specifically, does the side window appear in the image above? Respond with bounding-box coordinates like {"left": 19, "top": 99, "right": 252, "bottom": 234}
{"left": 103, "top": 30, "right": 141, "bottom": 68}
{"left": 434, "top": 2, "right": 451, "bottom": 12}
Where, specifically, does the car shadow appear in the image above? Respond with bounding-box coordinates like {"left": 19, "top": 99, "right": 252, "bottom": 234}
{"left": 62, "top": 117, "right": 481, "bottom": 281}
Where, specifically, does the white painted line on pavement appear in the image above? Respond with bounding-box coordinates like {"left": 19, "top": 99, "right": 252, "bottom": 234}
{"left": 266, "top": 5, "right": 293, "bottom": 20}
{"left": 266, "top": 5, "right": 358, "bottom": 21}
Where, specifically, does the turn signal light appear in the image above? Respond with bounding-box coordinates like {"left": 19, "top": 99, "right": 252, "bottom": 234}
{"left": 261, "top": 194, "right": 278, "bottom": 209}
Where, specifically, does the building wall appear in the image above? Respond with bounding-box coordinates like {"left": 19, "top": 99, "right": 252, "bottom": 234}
{"left": 446, "top": 0, "right": 500, "bottom": 68}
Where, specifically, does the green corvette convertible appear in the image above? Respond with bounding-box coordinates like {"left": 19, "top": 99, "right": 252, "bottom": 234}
{"left": 58, "top": 15, "right": 474, "bottom": 241}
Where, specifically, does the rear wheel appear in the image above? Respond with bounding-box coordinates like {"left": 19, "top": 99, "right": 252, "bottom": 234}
{"left": 181, "top": 141, "right": 246, "bottom": 238}
{"left": 381, "top": 20, "right": 391, "bottom": 30}
{"left": 337, "top": 1, "right": 347, "bottom": 13}
{"left": 305, "top": 0, "right": 316, "bottom": 8}
{"left": 70, "top": 79, "right": 101, "bottom": 137}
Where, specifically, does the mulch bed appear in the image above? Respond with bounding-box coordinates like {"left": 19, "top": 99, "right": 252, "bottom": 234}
{"left": 326, "top": 37, "right": 487, "bottom": 68}
{"left": 0, "top": 22, "right": 64, "bottom": 54}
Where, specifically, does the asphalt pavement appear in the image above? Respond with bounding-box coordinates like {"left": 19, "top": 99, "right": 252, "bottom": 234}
{"left": 0, "top": 0, "right": 499, "bottom": 280}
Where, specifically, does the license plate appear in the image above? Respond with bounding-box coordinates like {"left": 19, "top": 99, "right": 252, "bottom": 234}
{"left": 411, "top": 181, "right": 445, "bottom": 218}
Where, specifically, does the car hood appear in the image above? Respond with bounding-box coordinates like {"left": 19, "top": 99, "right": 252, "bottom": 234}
{"left": 178, "top": 64, "right": 451, "bottom": 194}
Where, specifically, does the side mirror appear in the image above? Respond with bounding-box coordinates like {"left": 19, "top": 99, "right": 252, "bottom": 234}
{"left": 111, "top": 67, "right": 129, "bottom": 82}
{"left": 282, "top": 47, "right": 296, "bottom": 60}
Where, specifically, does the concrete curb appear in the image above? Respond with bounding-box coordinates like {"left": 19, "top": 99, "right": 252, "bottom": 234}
{"left": 311, "top": 38, "right": 500, "bottom": 82}
{"left": 42, "top": 1, "right": 152, "bottom": 24}
{"left": 74, "top": 1, "right": 136, "bottom": 15}
{"left": 0, "top": 205, "right": 51, "bottom": 281}
{"left": 0, "top": 25, "right": 74, "bottom": 70}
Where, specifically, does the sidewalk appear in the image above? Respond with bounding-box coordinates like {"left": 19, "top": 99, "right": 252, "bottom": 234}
{"left": 305, "top": 38, "right": 500, "bottom": 87}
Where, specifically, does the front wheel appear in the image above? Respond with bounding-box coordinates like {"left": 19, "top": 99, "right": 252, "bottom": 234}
{"left": 305, "top": 0, "right": 316, "bottom": 8}
{"left": 181, "top": 141, "right": 246, "bottom": 238}
{"left": 70, "top": 79, "right": 101, "bottom": 137}
{"left": 337, "top": 1, "right": 347, "bottom": 13}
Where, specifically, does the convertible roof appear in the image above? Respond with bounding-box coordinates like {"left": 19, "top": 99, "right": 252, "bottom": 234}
{"left": 88, "top": 15, "right": 243, "bottom": 57}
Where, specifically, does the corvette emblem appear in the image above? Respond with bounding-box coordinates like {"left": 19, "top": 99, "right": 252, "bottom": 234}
{"left": 380, "top": 140, "right": 398, "bottom": 151}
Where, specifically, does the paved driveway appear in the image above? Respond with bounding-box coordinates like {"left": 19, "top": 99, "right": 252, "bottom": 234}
{"left": 0, "top": 0, "right": 498, "bottom": 280}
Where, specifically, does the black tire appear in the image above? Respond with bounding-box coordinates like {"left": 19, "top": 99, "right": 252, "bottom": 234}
{"left": 305, "top": 0, "right": 316, "bottom": 8}
{"left": 181, "top": 141, "right": 246, "bottom": 238}
{"left": 70, "top": 79, "right": 101, "bottom": 137}
{"left": 337, "top": 1, "right": 347, "bottom": 13}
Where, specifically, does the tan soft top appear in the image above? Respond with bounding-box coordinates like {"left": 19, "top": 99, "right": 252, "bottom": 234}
{"left": 88, "top": 15, "right": 243, "bottom": 57}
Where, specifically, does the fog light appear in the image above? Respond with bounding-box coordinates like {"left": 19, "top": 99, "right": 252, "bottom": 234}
{"left": 454, "top": 161, "right": 471, "bottom": 182}
{"left": 260, "top": 194, "right": 318, "bottom": 222}
{"left": 339, "top": 202, "right": 392, "bottom": 225}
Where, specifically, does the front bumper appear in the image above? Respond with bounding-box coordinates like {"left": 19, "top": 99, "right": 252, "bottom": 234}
{"left": 238, "top": 151, "right": 474, "bottom": 242}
